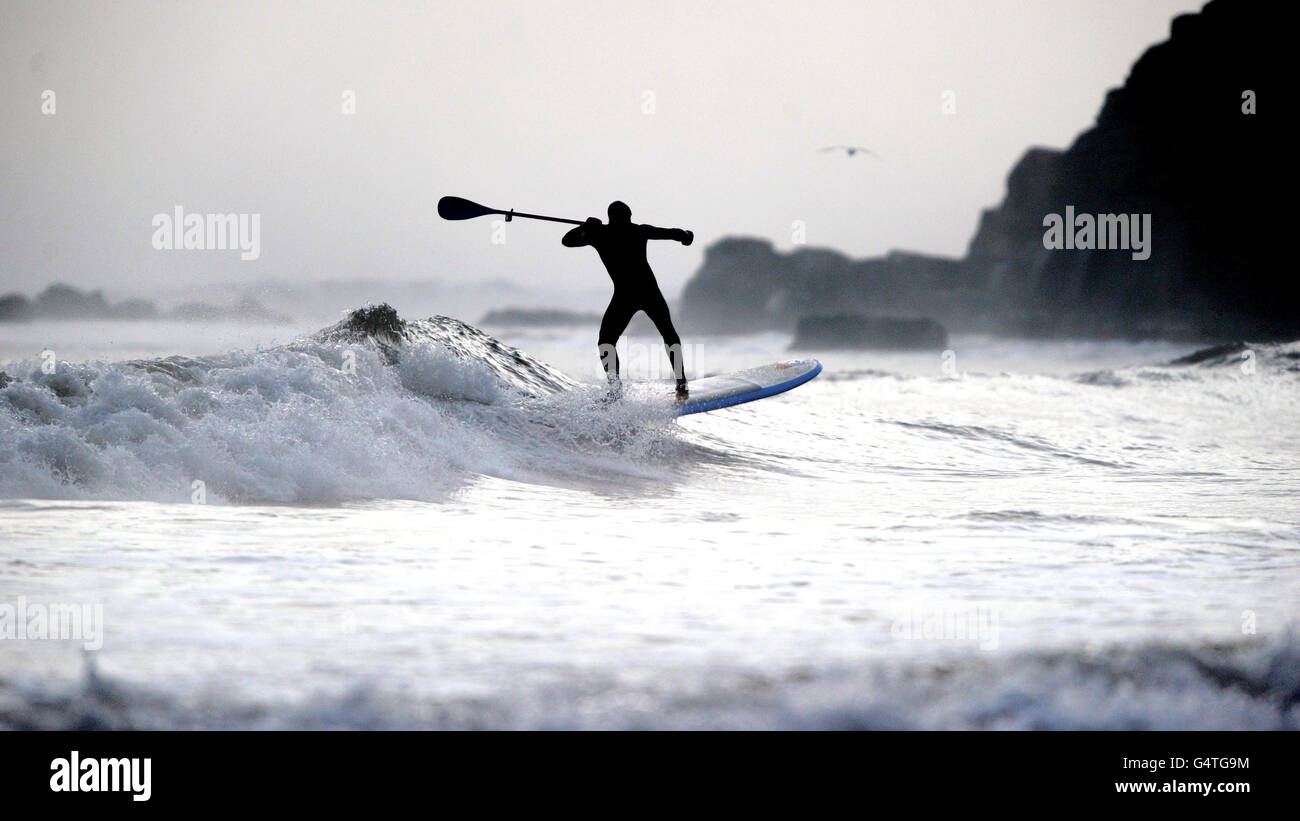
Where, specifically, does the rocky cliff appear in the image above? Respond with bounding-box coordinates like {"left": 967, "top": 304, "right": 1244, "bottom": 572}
{"left": 681, "top": 0, "right": 1285, "bottom": 341}
{"left": 681, "top": 239, "right": 975, "bottom": 333}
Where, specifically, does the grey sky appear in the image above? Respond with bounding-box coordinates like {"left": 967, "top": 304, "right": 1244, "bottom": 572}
{"left": 2, "top": 0, "right": 1202, "bottom": 299}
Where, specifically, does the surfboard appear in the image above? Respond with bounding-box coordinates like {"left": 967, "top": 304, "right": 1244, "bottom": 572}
{"left": 674, "top": 359, "right": 822, "bottom": 415}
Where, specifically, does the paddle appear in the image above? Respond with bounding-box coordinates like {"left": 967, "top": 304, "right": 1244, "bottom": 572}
{"left": 437, "top": 195, "right": 584, "bottom": 226}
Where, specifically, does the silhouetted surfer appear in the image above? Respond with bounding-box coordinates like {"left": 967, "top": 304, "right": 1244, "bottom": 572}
{"left": 562, "top": 201, "right": 693, "bottom": 400}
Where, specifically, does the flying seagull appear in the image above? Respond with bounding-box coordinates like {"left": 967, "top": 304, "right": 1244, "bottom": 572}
{"left": 819, "top": 145, "right": 881, "bottom": 159}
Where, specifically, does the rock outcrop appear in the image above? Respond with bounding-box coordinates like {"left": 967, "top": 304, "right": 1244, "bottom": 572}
{"left": 966, "top": 0, "right": 1281, "bottom": 339}
{"left": 681, "top": 239, "right": 973, "bottom": 333}
{"left": 790, "top": 315, "right": 949, "bottom": 351}
{"left": 680, "top": 0, "right": 1285, "bottom": 341}
{"left": 480, "top": 308, "right": 603, "bottom": 327}
{"left": 0, "top": 284, "right": 160, "bottom": 321}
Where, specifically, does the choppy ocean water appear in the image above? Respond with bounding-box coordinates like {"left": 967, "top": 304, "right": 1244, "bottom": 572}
{"left": 2, "top": 308, "right": 1297, "bottom": 729}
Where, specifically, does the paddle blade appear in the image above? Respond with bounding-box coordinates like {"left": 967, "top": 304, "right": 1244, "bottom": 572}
{"left": 438, "top": 196, "right": 497, "bottom": 221}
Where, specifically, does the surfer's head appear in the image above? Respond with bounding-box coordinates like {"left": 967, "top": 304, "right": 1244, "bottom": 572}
{"left": 607, "top": 201, "right": 631, "bottom": 225}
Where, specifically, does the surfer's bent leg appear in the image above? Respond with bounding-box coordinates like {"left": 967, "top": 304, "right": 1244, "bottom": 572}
{"left": 641, "top": 287, "right": 688, "bottom": 395}
{"left": 598, "top": 293, "right": 637, "bottom": 385}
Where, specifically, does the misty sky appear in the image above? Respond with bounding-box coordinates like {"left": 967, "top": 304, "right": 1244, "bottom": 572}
{"left": 2, "top": 0, "right": 1203, "bottom": 300}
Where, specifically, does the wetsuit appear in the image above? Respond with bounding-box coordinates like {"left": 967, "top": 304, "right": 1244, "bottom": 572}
{"left": 561, "top": 218, "right": 690, "bottom": 391}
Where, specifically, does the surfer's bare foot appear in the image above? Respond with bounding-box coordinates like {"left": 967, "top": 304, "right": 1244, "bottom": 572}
{"left": 675, "top": 380, "right": 689, "bottom": 402}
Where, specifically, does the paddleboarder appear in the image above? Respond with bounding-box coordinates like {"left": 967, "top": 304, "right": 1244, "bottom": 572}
{"left": 561, "top": 201, "right": 693, "bottom": 399}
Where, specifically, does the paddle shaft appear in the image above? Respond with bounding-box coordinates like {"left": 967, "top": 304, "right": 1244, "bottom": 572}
{"left": 498, "top": 209, "right": 584, "bottom": 226}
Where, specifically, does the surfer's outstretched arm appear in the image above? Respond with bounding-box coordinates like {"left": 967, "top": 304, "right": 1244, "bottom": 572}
{"left": 562, "top": 218, "right": 601, "bottom": 247}
{"left": 640, "top": 224, "right": 693, "bottom": 245}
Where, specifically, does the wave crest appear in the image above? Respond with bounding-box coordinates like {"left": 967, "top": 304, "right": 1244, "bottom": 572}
{"left": 0, "top": 305, "right": 675, "bottom": 503}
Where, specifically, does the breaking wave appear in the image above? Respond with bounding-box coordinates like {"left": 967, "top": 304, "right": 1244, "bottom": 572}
{"left": 0, "top": 305, "right": 684, "bottom": 503}
{"left": 1075, "top": 339, "right": 1300, "bottom": 386}
{"left": 4, "top": 634, "right": 1294, "bottom": 730}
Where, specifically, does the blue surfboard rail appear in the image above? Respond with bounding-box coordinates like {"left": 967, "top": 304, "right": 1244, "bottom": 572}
{"left": 677, "top": 359, "right": 822, "bottom": 415}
